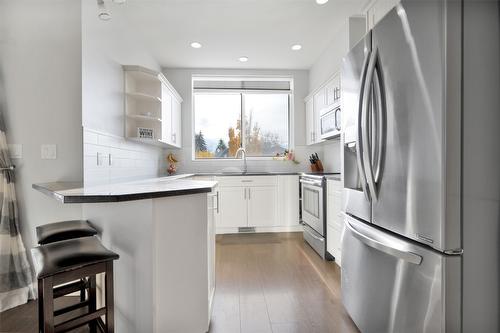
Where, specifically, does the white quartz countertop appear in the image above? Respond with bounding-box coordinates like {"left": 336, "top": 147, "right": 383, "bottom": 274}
{"left": 32, "top": 176, "right": 217, "bottom": 204}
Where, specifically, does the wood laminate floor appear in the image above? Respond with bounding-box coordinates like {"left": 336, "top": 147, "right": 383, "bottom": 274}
{"left": 0, "top": 232, "right": 358, "bottom": 333}
{"left": 209, "top": 232, "right": 359, "bottom": 333}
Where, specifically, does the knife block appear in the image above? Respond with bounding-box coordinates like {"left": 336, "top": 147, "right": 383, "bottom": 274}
{"left": 310, "top": 160, "right": 324, "bottom": 172}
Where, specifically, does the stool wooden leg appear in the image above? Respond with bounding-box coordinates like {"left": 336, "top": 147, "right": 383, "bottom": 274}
{"left": 37, "top": 279, "right": 43, "bottom": 333}
{"left": 105, "top": 262, "right": 115, "bottom": 333}
{"left": 89, "top": 276, "right": 97, "bottom": 333}
{"left": 41, "top": 276, "right": 54, "bottom": 333}
{"left": 80, "top": 278, "right": 86, "bottom": 302}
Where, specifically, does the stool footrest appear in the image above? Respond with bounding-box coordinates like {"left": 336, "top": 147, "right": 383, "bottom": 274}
{"left": 55, "top": 307, "right": 106, "bottom": 333}
{"left": 97, "top": 317, "right": 107, "bottom": 333}
{"left": 54, "top": 300, "right": 89, "bottom": 317}
{"left": 53, "top": 280, "right": 87, "bottom": 299}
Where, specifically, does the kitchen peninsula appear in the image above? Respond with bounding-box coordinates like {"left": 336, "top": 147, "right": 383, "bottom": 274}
{"left": 33, "top": 176, "right": 218, "bottom": 333}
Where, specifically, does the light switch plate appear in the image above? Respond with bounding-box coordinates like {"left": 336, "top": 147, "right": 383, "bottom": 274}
{"left": 41, "top": 144, "right": 57, "bottom": 160}
{"left": 8, "top": 144, "right": 22, "bottom": 159}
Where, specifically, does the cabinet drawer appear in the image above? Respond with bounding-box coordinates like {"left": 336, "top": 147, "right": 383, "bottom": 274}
{"left": 216, "top": 176, "right": 277, "bottom": 187}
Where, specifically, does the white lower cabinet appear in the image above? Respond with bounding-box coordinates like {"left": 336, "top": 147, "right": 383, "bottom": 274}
{"left": 218, "top": 186, "right": 247, "bottom": 228}
{"left": 207, "top": 190, "right": 217, "bottom": 322}
{"left": 247, "top": 186, "right": 278, "bottom": 227}
{"left": 214, "top": 175, "right": 300, "bottom": 234}
{"left": 327, "top": 178, "right": 343, "bottom": 265}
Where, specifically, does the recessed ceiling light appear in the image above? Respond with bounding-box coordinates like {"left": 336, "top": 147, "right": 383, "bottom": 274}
{"left": 316, "top": 0, "right": 329, "bottom": 4}
{"left": 239, "top": 56, "right": 249, "bottom": 62}
{"left": 98, "top": 12, "right": 111, "bottom": 21}
{"left": 113, "top": 0, "right": 126, "bottom": 3}
{"left": 97, "top": 0, "right": 111, "bottom": 20}
{"left": 291, "top": 44, "right": 302, "bottom": 51}
{"left": 190, "top": 42, "right": 202, "bottom": 49}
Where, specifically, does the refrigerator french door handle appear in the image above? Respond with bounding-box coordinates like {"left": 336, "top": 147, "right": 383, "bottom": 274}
{"left": 345, "top": 217, "right": 423, "bottom": 265}
{"left": 356, "top": 50, "right": 372, "bottom": 202}
{"left": 361, "top": 47, "right": 378, "bottom": 201}
{"left": 372, "top": 67, "right": 385, "bottom": 184}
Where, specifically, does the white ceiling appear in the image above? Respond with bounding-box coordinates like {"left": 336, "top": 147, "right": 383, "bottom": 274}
{"left": 114, "top": 0, "right": 367, "bottom": 69}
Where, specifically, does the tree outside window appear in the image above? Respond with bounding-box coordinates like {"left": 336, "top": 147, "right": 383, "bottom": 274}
{"left": 194, "top": 93, "right": 289, "bottom": 159}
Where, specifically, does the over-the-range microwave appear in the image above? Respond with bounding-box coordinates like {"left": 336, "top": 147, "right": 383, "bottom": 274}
{"left": 320, "top": 106, "right": 341, "bottom": 139}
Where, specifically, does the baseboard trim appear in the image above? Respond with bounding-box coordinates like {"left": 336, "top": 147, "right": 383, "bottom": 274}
{"left": 216, "top": 225, "right": 303, "bottom": 235}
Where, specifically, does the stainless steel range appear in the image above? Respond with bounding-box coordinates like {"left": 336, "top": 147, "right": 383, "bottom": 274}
{"left": 300, "top": 174, "right": 328, "bottom": 259}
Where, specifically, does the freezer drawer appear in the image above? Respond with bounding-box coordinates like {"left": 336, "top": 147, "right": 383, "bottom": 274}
{"left": 341, "top": 215, "right": 461, "bottom": 333}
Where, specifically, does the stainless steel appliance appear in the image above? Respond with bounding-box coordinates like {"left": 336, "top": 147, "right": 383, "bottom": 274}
{"left": 320, "top": 106, "right": 341, "bottom": 139}
{"left": 341, "top": 0, "right": 500, "bottom": 332}
{"left": 300, "top": 174, "right": 327, "bottom": 259}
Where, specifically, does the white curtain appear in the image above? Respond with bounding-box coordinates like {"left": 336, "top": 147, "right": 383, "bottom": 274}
{"left": 0, "top": 116, "right": 35, "bottom": 312}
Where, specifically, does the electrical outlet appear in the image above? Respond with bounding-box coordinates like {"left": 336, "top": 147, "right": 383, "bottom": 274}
{"left": 41, "top": 144, "right": 57, "bottom": 160}
{"left": 8, "top": 144, "right": 22, "bottom": 159}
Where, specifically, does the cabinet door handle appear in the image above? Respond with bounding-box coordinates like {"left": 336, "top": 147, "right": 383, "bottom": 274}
{"left": 96, "top": 152, "right": 100, "bottom": 166}
{"left": 244, "top": 188, "right": 246, "bottom": 200}
{"left": 248, "top": 188, "right": 251, "bottom": 200}
{"left": 108, "top": 153, "right": 112, "bottom": 166}
{"left": 216, "top": 191, "right": 220, "bottom": 214}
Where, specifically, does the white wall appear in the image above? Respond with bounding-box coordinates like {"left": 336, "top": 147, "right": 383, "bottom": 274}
{"left": 309, "top": 24, "right": 348, "bottom": 92}
{"left": 0, "top": 0, "right": 83, "bottom": 249}
{"left": 307, "top": 16, "right": 366, "bottom": 174}
{"left": 82, "top": 0, "right": 165, "bottom": 185}
{"left": 163, "top": 68, "right": 324, "bottom": 173}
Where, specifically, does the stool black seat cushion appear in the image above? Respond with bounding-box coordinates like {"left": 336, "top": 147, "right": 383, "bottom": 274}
{"left": 31, "top": 236, "right": 119, "bottom": 279}
{"left": 36, "top": 220, "right": 98, "bottom": 245}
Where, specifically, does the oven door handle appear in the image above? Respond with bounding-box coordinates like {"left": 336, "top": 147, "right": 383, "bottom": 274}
{"left": 300, "top": 179, "right": 323, "bottom": 187}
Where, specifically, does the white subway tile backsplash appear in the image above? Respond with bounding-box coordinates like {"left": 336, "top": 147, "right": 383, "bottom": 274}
{"left": 83, "top": 130, "right": 99, "bottom": 145}
{"left": 83, "top": 128, "right": 163, "bottom": 186}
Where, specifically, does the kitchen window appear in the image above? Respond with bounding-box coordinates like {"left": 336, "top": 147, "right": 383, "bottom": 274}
{"left": 193, "top": 77, "right": 292, "bottom": 159}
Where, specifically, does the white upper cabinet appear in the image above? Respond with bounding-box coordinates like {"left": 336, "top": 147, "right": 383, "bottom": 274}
{"left": 124, "top": 65, "right": 182, "bottom": 148}
{"left": 171, "top": 98, "right": 182, "bottom": 147}
{"left": 305, "top": 72, "right": 341, "bottom": 145}
{"left": 365, "top": 0, "right": 400, "bottom": 30}
{"left": 305, "top": 97, "right": 315, "bottom": 145}
{"left": 325, "top": 74, "right": 341, "bottom": 109}
{"left": 161, "top": 86, "right": 173, "bottom": 145}
{"left": 313, "top": 87, "right": 327, "bottom": 113}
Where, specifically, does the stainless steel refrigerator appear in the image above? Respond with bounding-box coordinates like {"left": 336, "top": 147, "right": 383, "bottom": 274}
{"left": 340, "top": 0, "right": 500, "bottom": 332}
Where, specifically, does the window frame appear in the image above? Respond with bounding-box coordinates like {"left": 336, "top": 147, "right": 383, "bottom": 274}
{"left": 191, "top": 76, "right": 295, "bottom": 161}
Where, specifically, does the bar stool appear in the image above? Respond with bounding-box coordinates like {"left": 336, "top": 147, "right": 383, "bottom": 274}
{"left": 36, "top": 220, "right": 98, "bottom": 245}
{"left": 36, "top": 220, "right": 98, "bottom": 302}
{"left": 31, "top": 236, "right": 119, "bottom": 333}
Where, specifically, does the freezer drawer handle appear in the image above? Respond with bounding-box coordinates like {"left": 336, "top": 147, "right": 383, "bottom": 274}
{"left": 345, "top": 219, "right": 422, "bottom": 265}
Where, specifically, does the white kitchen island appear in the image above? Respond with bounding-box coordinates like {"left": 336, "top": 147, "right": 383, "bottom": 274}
{"left": 33, "top": 177, "right": 218, "bottom": 333}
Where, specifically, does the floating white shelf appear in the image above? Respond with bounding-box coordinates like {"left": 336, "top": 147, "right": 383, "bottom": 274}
{"left": 128, "top": 137, "right": 168, "bottom": 147}
{"left": 128, "top": 137, "right": 180, "bottom": 149}
{"left": 126, "top": 92, "right": 161, "bottom": 103}
{"left": 126, "top": 114, "right": 162, "bottom": 122}
{"left": 124, "top": 65, "right": 183, "bottom": 149}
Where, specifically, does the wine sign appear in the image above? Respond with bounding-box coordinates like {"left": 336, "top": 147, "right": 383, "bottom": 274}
{"left": 138, "top": 127, "right": 154, "bottom": 139}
